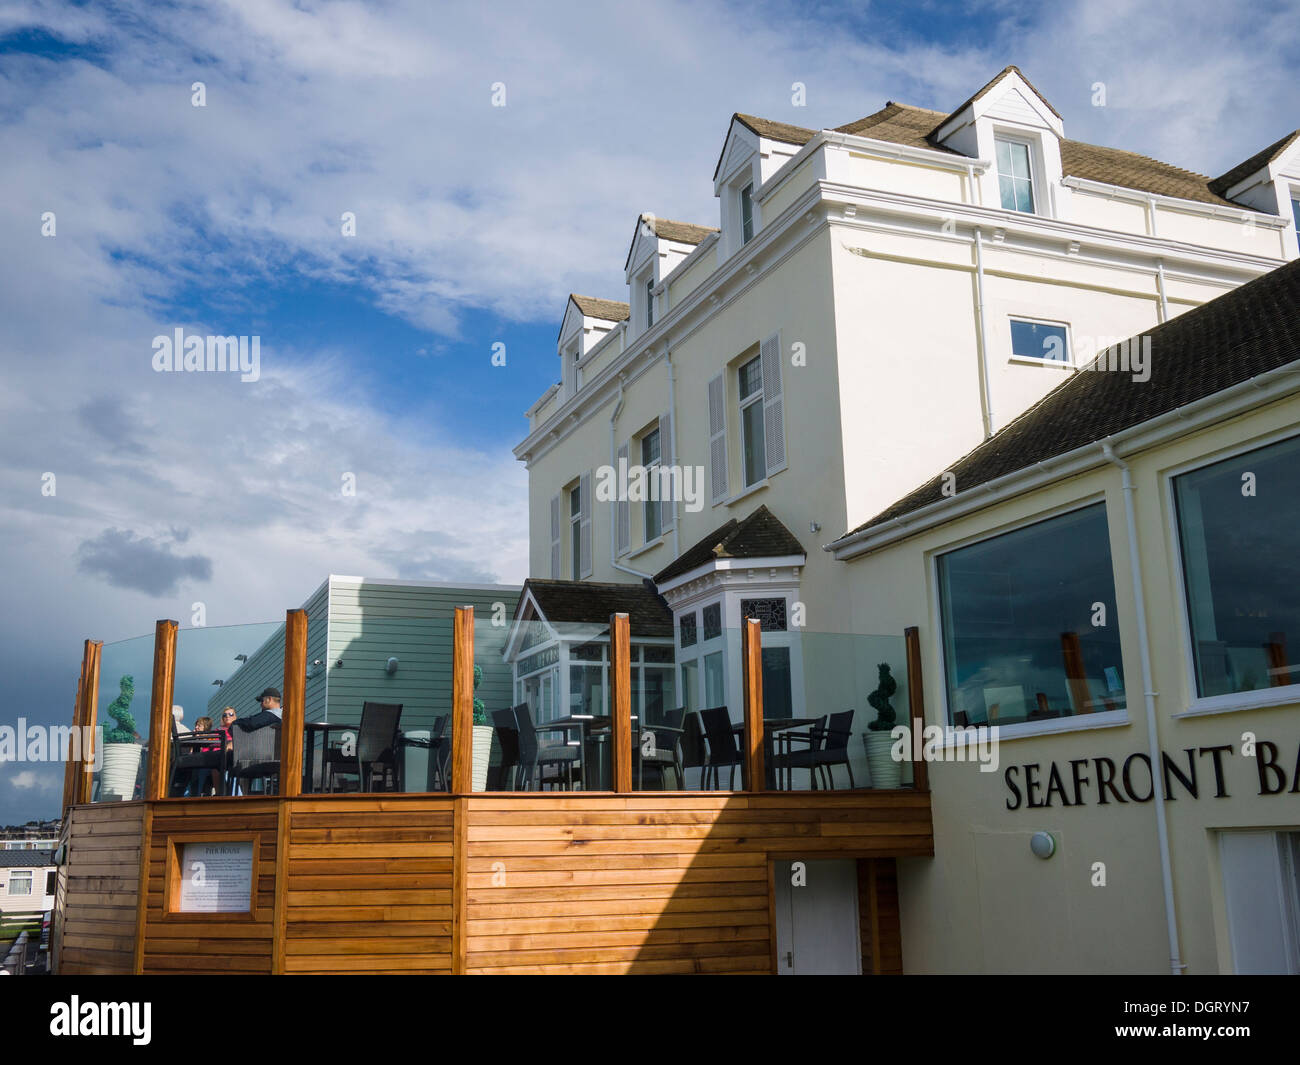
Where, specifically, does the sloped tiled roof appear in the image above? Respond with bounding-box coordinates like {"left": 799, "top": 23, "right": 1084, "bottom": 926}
{"left": 935, "top": 64, "right": 1063, "bottom": 126}
{"left": 833, "top": 257, "right": 1300, "bottom": 546}
{"left": 570, "top": 294, "right": 630, "bottom": 322}
{"left": 734, "top": 113, "right": 818, "bottom": 146}
{"left": 654, "top": 505, "right": 806, "bottom": 585}
{"left": 1209, "top": 129, "right": 1300, "bottom": 197}
{"left": 0, "top": 849, "right": 54, "bottom": 868}
{"left": 643, "top": 216, "right": 719, "bottom": 245}
{"left": 518, "top": 578, "right": 673, "bottom": 637}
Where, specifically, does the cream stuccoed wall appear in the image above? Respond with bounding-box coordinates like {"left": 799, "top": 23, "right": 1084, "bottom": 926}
{"left": 837, "top": 392, "right": 1300, "bottom": 974}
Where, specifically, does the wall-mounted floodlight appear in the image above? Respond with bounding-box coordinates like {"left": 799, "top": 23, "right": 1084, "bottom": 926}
{"left": 1030, "top": 831, "right": 1056, "bottom": 859}
{"left": 386, "top": 657, "right": 399, "bottom": 675}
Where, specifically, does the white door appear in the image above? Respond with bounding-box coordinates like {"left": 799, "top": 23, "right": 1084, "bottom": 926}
{"left": 1220, "top": 831, "right": 1300, "bottom": 974}
{"left": 773, "top": 859, "right": 862, "bottom": 975}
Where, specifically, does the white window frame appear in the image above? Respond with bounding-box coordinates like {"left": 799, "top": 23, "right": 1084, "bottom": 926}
{"left": 7, "top": 869, "right": 33, "bottom": 896}
{"left": 1163, "top": 426, "right": 1300, "bottom": 718}
{"left": 640, "top": 423, "right": 662, "bottom": 544}
{"left": 568, "top": 480, "right": 582, "bottom": 579}
{"left": 737, "top": 353, "right": 766, "bottom": 489}
{"left": 741, "top": 182, "right": 754, "bottom": 244}
{"left": 645, "top": 276, "right": 655, "bottom": 329}
{"left": 1008, "top": 315, "right": 1073, "bottom": 367}
{"left": 994, "top": 133, "right": 1039, "bottom": 216}
{"left": 928, "top": 494, "right": 1130, "bottom": 744}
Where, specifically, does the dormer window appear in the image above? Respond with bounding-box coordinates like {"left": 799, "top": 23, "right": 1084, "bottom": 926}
{"left": 1292, "top": 194, "right": 1299, "bottom": 231}
{"left": 996, "top": 137, "right": 1036, "bottom": 213}
{"left": 741, "top": 183, "right": 754, "bottom": 244}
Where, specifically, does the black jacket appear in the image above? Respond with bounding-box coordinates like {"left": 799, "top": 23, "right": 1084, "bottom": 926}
{"left": 236, "top": 710, "right": 282, "bottom": 732}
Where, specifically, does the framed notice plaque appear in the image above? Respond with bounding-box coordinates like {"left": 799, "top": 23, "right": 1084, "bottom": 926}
{"left": 165, "top": 834, "right": 260, "bottom": 917}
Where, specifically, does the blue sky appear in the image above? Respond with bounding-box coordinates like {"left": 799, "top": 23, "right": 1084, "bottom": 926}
{"left": 0, "top": 0, "right": 1297, "bottom": 821}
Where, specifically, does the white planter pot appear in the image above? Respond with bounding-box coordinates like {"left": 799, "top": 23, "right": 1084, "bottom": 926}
{"left": 471, "top": 725, "right": 493, "bottom": 792}
{"left": 99, "top": 743, "right": 142, "bottom": 801}
{"left": 864, "top": 730, "right": 902, "bottom": 789}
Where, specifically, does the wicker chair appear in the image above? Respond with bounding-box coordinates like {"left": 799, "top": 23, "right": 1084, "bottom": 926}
{"left": 170, "top": 718, "right": 227, "bottom": 796}
{"left": 230, "top": 723, "right": 281, "bottom": 795}
{"left": 324, "top": 702, "right": 403, "bottom": 793}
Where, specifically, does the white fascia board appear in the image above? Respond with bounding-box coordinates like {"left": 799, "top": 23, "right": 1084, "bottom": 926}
{"left": 1062, "top": 176, "right": 1289, "bottom": 228}
{"left": 654, "top": 553, "right": 807, "bottom": 598}
{"left": 327, "top": 575, "right": 522, "bottom": 594}
{"left": 714, "top": 121, "right": 761, "bottom": 195}
{"left": 827, "top": 361, "right": 1300, "bottom": 561}
{"left": 524, "top": 382, "right": 560, "bottom": 419}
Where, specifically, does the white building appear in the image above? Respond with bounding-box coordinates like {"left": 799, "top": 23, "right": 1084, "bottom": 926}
{"left": 512, "top": 66, "right": 1298, "bottom": 749}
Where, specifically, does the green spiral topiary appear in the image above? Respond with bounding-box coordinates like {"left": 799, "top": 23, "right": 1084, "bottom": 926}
{"left": 866, "top": 663, "right": 897, "bottom": 732}
{"left": 104, "top": 675, "right": 138, "bottom": 744}
{"left": 471, "top": 664, "right": 487, "bottom": 725}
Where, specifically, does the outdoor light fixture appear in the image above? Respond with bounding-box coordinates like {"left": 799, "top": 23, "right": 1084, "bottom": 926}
{"left": 809, "top": 520, "right": 821, "bottom": 533}
{"left": 386, "top": 656, "right": 399, "bottom": 675}
{"left": 211, "top": 679, "right": 223, "bottom": 687}
{"left": 308, "top": 659, "right": 324, "bottom": 679}
{"left": 234, "top": 654, "right": 248, "bottom": 662}
{"left": 1030, "top": 831, "right": 1056, "bottom": 859}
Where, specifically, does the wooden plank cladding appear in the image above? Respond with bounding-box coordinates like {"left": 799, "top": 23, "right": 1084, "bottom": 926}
{"left": 283, "top": 797, "right": 455, "bottom": 974}
{"left": 57, "top": 789, "right": 930, "bottom": 974}
{"left": 59, "top": 802, "right": 145, "bottom": 974}
{"left": 463, "top": 792, "right": 931, "bottom": 975}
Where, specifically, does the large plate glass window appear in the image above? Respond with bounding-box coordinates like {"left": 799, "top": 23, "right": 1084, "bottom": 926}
{"left": 938, "top": 503, "right": 1125, "bottom": 727}
{"left": 738, "top": 356, "right": 766, "bottom": 487}
{"left": 1174, "top": 434, "right": 1300, "bottom": 699}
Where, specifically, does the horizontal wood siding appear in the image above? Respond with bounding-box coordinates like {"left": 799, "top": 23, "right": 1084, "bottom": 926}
{"left": 282, "top": 797, "right": 456, "bottom": 974}
{"left": 463, "top": 792, "right": 932, "bottom": 975}
{"left": 326, "top": 581, "right": 519, "bottom": 732}
{"left": 141, "top": 799, "right": 279, "bottom": 973}
{"left": 58, "top": 802, "right": 145, "bottom": 974}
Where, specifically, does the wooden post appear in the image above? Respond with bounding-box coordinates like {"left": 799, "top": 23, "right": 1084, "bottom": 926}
{"left": 145, "top": 620, "right": 179, "bottom": 801}
{"left": 75, "top": 640, "right": 103, "bottom": 806}
{"left": 1060, "top": 631, "right": 1092, "bottom": 714}
{"left": 280, "top": 609, "right": 307, "bottom": 798}
{"left": 610, "top": 613, "right": 631, "bottom": 792}
{"left": 904, "top": 627, "right": 929, "bottom": 793}
{"left": 1265, "top": 632, "right": 1290, "bottom": 687}
{"left": 62, "top": 659, "right": 86, "bottom": 814}
{"left": 450, "top": 606, "right": 475, "bottom": 794}
{"left": 741, "top": 617, "right": 764, "bottom": 792}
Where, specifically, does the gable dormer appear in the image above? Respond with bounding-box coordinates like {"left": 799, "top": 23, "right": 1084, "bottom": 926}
{"left": 713, "top": 114, "right": 816, "bottom": 256}
{"left": 558, "top": 294, "right": 628, "bottom": 399}
{"left": 931, "top": 66, "right": 1067, "bottom": 219}
{"left": 1211, "top": 131, "right": 1300, "bottom": 258}
{"left": 623, "top": 215, "right": 718, "bottom": 336}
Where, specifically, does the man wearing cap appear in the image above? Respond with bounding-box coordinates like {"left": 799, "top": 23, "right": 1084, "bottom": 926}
{"left": 237, "top": 687, "right": 283, "bottom": 732}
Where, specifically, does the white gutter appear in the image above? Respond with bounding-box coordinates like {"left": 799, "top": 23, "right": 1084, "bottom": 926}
{"left": 1101, "top": 440, "right": 1184, "bottom": 976}
{"left": 974, "top": 227, "right": 995, "bottom": 438}
{"left": 608, "top": 380, "right": 653, "bottom": 580}
{"left": 1062, "top": 175, "right": 1289, "bottom": 229}
{"left": 828, "top": 360, "right": 1300, "bottom": 559}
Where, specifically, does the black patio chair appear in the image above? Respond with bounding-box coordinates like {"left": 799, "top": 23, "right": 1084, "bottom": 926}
{"left": 324, "top": 702, "right": 403, "bottom": 793}
{"left": 769, "top": 714, "right": 828, "bottom": 790}
{"left": 637, "top": 706, "right": 686, "bottom": 790}
{"left": 700, "top": 706, "right": 742, "bottom": 790}
{"left": 680, "top": 711, "right": 707, "bottom": 789}
{"left": 230, "top": 723, "right": 281, "bottom": 795}
{"left": 426, "top": 715, "right": 449, "bottom": 792}
{"left": 514, "top": 702, "right": 581, "bottom": 791}
{"left": 170, "top": 718, "right": 227, "bottom": 796}
{"left": 812, "top": 709, "right": 856, "bottom": 789}
{"left": 490, "top": 708, "right": 522, "bottom": 790}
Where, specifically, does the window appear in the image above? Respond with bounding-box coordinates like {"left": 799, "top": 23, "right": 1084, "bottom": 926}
{"left": 702, "top": 602, "right": 722, "bottom": 641}
{"left": 762, "top": 647, "right": 793, "bottom": 720}
{"left": 741, "top": 183, "right": 754, "bottom": 244}
{"left": 679, "top": 612, "right": 697, "bottom": 648}
{"left": 679, "top": 601, "right": 725, "bottom": 718}
{"left": 741, "top": 597, "right": 787, "bottom": 631}
{"left": 1010, "top": 318, "right": 1069, "bottom": 363}
{"left": 8, "top": 870, "right": 33, "bottom": 896}
{"left": 645, "top": 278, "right": 654, "bottom": 329}
{"left": 642, "top": 427, "right": 662, "bottom": 542}
{"left": 704, "top": 651, "right": 725, "bottom": 707}
{"left": 738, "top": 355, "right": 766, "bottom": 487}
{"left": 1292, "top": 197, "right": 1300, "bottom": 233}
{"left": 45, "top": 871, "right": 56, "bottom": 896}
{"left": 938, "top": 503, "right": 1125, "bottom": 727}
{"left": 570, "top": 482, "right": 583, "bottom": 577}
{"left": 1174, "top": 434, "right": 1300, "bottom": 700}
{"left": 995, "top": 137, "right": 1035, "bottom": 213}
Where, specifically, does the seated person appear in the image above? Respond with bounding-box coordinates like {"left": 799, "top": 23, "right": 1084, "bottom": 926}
{"left": 238, "top": 687, "right": 283, "bottom": 732}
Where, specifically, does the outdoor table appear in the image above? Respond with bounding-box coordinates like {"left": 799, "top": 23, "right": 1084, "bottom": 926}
{"left": 303, "top": 721, "right": 359, "bottom": 793}
{"left": 732, "top": 717, "right": 821, "bottom": 790}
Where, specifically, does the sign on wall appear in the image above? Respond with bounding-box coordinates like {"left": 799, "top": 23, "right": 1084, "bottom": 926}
{"left": 177, "top": 840, "right": 254, "bottom": 912}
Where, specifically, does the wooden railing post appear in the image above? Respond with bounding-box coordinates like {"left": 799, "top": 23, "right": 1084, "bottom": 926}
{"left": 62, "top": 658, "right": 86, "bottom": 814}
{"left": 450, "top": 606, "right": 475, "bottom": 794}
{"left": 904, "top": 626, "right": 929, "bottom": 793}
{"left": 75, "top": 640, "right": 103, "bottom": 806}
{"left": 610, "top": 613, "right": 631, "bottom": 792}
{"left": 145, "top": 620, "right": 179, "bottom": 801}
{"left": 741, "top": 618, "right": 765, "bottom": 792}
{"left": 281, "top": 609, "right": 307, "bottom": 797}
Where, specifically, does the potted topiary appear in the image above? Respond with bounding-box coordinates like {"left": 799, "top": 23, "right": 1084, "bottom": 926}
{"left": 99, "top": 675, "right": 143, "bottom": 801}
{"left": 470, "top": 665, "right": 493, "bottom": 792}
{"left": 864, "top": 663, "right": 903, "bottom": 789}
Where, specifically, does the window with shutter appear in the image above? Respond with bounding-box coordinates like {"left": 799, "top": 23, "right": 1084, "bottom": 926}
{"left": 550, "top": 494, "right": 561, "bottom": 578}
{"left": 760, "top": 332, "right": 786, "bottom": 475}
{"left": 579, "top": 470, "right": 593, "bottom": 578}
{"left": 707, "top": 373, "right": 728, "bottom": 503}
{"left": 616, "top": 441, "right": 630, "bottom": 555}
{"left": 659, "top": 409, "right": 674, "bottom": 532}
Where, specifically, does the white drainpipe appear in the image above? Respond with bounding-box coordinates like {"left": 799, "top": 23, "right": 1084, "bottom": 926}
{"left": 1156, "top": 259, "right": 1170, "bottom": 324}
{"left": 974, "top": 227, "right": 995, "bottom": 438}
{"left": 666, "top": 343, "right": 680, "bottom": 558}
{"left": 609, "top": 380, "right": 654, "bottom": 580}
{"left": 1101, "top": 439, "right": 1185, "bottom": 976}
